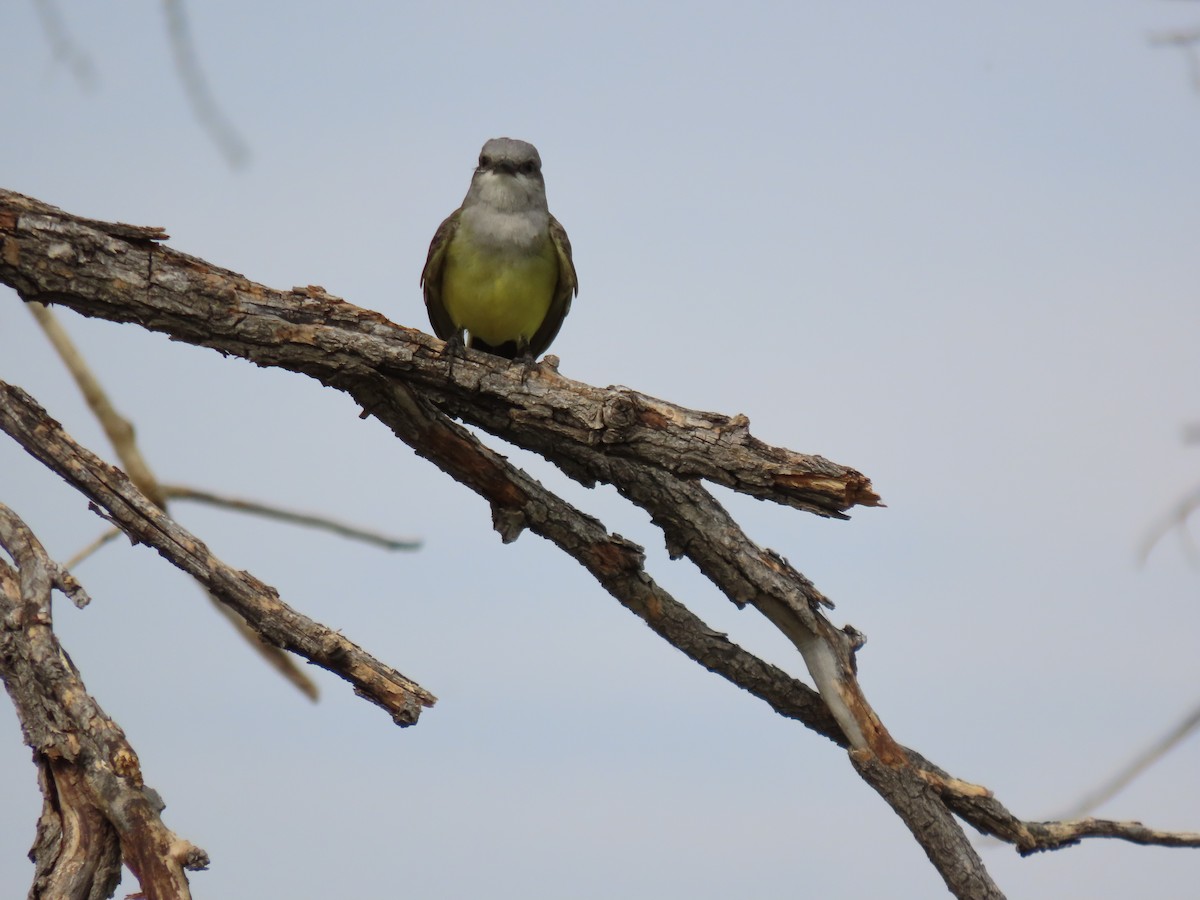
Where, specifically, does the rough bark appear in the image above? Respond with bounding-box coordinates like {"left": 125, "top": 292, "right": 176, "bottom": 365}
{"left": 0, "top": 505, "right": 208, "bottom": 900}
{"left": 0, "top": 190, "right": 878, "bottom": 519}
{"left": 3, "top": 187, "right": 1198, "bottom": 899}
{"left": 0, "top": 384, "right": 435, "bottom": 727}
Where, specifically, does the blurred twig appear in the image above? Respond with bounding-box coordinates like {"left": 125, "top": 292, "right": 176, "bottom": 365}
{"left": 63, "top": 526, "right": 121, "bottom": 570}
{"left": 28, "top": 302, "right": 165, "bottom": 505}
{"left": 1119, "top": 421, "right": 1200, "bottom": 820}
{"left": 64, "top": 488, "right": 421, "bottom": 570}
{"left": 35, "top": 0, "right": 250, "bottom": 166}
{"left": 31, "top": 0, "right": 97, "bottom": 89}
{"left": 1138, "top": 483, "right": 1200, "bottom": 566}
{"left": 1139, "top": 422, "right": 1200, "bottom": 565}
{"left": 1055, "top": 701, "right": 1200, "bottom": 819}
{"left": 162, "top": 485, "right": 423, "bottom": 550}
{"left": 1150, "top": 25, "right": 1200, "bottom": 93}
{"left": 162, "top": 0, "right": 250, "bottom": 167}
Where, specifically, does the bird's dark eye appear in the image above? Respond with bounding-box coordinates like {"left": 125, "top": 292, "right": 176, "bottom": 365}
{"left": 519, "top": 161, "right": 536, "bottom": 175}
{"left": 479, "top": 154, "right": 491, "bottom": 168}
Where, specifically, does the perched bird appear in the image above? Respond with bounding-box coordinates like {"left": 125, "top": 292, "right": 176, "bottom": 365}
{"left": 421, "top": 137, "right": 578, "bottom": 362}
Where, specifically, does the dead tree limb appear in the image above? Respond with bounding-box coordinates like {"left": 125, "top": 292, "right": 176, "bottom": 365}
{"left": 27, "top": 299, "right": 321, "bottom": 700}
{"left": 0, "top": 383, "right": 436, "bottom": 726}
{"left": 0, "top": 503, "right": 208, "bottom": 900}
{"left": 0, "top": 191, "right": 877, "bottom": 519}
{"left": 3, "top": 187, "right": 1198, "bottom": 898}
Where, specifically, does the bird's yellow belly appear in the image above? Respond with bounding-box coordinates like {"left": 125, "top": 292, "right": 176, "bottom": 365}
{"left": 442, "top": 236, "right": 557, "bottom": 348}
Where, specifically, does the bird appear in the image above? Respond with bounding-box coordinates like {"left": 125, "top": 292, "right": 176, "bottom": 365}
{"left": 421, "top": 137, "right": 578, "bottom": 363}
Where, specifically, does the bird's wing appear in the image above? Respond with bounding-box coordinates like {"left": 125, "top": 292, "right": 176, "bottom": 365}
{"left": 528, "top": 214, "right": 579, "bottom": 357}
{"left": 420, "top": 208, "right": 462, "bottom": 341}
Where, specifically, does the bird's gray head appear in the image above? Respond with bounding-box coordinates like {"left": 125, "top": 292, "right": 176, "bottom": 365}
{"left": 463, "top": 137, "right": 548, "bottom": 212}
{"left": 477, "top": 138, "right": 542, "bottom": 179}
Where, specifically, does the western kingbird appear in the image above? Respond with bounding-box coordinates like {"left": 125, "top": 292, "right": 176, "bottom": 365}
{"left": 421, "top": 137, "right": 578, "bottom": 361}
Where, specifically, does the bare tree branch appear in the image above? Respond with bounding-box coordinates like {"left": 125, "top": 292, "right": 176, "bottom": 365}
{"left": 0, "top": 382, "right": 437, "bottom": 726}
{"left": 0, "top": 190, "right": 879, "bottom": 519}
{"left": 3, "top": 186, "right": 1198, "bottom": 897}
{"left": 0, "top": 502, "right": 208, "bottom": 899}
{"left": 854, "top": 752, "right": 1005, "bottom": 899}
{"left": 27, "top": 299, "right": 321, "bottom": 700}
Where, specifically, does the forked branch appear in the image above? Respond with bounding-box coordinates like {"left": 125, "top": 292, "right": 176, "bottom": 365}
{"left": 0, "top": 503, "right": 208, "bottom": 900}
{"left": 3, "top": 187, "right": 1198, "bottom": 900}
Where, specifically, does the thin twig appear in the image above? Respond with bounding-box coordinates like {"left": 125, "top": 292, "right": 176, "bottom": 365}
{"left": 28, "top": 302, "right": 164, "bottom": 504}
{"left": 1139, "top": 484, "right": 1200, "bottom": 566}
{"left": 1150, "top": 26, "right": 1200, "bottom": 92}
{"left": 1137, "top": 421, "right": 1200, "bottom": 565}
{"left": 161, "top": 0, "right": 250, "bottom": 167}
{"left": 31, "top": 0, "right": 97, "bottom": 89}
{"left": 1024, "top": 818, "right": 1200, "bottom": 851}
{"left": 161, "top": 484, "right": 422, "bottom": 550}
{"left": 63, "top": 525, "right": 122, "bottom": 569}
{"left": 1054, "top": 700, "right": 1200, "bottom": 819}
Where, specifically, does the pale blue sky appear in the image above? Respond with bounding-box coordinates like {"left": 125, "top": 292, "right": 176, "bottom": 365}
{"left": 3, "top": 2, "right": 1200, "bottom": 897}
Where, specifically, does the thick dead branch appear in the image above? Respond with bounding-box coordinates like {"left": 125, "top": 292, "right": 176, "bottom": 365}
{"left": 853, "top": 752, "right": 1006, "bottom": 899}
{"left": 1, "top": 183, "right": 889, "bottom": 774}
{"left": 507, "top": 434, "right": 900, "bottom": 759}
{"left": 0, "top": 503, "right": 208, "bottom": 900}
{"left": 11, "top": 191, "right": 895, "bottom": 756}
{"left": 355, "top": 377, "right": 846, "bottom": 741}
{"left": 0, "top": 188, "right": 878, "bottom": 519}
{"left": 0, "top": 383, "right": 436, "bottom": 726}
{"left": 3, "top": 187, "right": 1198, "bottom": 898}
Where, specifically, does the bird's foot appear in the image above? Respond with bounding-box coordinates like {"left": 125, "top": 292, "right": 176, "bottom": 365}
{"left": 514, "top": 349, "right": 539, "bottom": 385}
{"left": 440, "top": 331, "right": 466, "bottom": 380}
